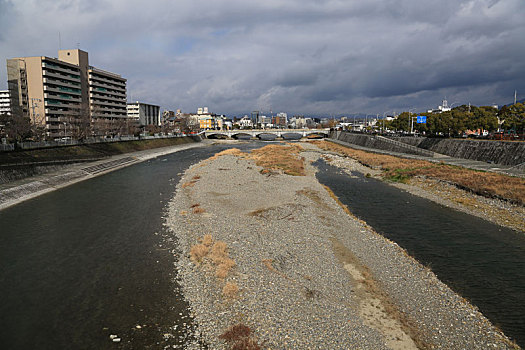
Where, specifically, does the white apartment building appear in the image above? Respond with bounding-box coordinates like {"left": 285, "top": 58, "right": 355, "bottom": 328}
{"left": 127, "top": 102, "right": 161, "bottom": 126}
{"left": 0, "top": 90, "right": 10, "bottom": 115}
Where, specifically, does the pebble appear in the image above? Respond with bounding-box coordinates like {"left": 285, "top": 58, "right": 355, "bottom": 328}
{"left": 163, "top": 142, "right": 516, "bottom": 349}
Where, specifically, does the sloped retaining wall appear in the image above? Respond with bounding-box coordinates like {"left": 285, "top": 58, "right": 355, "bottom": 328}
{"left": 392, "top": 137, "right": 525, "bottom": 167}
{"left": 330, "top": 131, "right": 434, "bottom": 157}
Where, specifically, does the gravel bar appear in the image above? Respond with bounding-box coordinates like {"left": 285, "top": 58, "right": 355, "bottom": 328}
{"left": 165, "top": 143, "right": 516, "bottom": 349}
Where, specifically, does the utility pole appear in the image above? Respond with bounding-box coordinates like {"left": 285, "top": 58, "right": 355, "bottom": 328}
{"left": 515, "top": 90, "right": 517, "bottom": 105}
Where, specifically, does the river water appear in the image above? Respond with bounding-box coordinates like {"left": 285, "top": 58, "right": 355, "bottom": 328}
{"left": 0, "top": 143, "right": 262, "bottom": 349}
{"left": 1, "top": 142, "right": 524, "bottom": 348}
{"left": 314, "top": 159, "right": 525, "bottom": 347}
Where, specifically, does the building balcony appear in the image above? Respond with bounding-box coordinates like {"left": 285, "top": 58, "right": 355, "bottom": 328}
{"left": 89, "top": 92, "right": 126, "bottom": 102}
{"left": 42, "top": 62, "right": 79, "bottom": 76}
{"left": 43, "top": 78, "right": 81, "bottom": 89}
{"left": 44, "top": 93, "right": 82, "bottom": 103}
{"left": 88, "top": 73, "right": 126, "bottom": 86}
{"left": 44, "top": 85, "right": 82, "bottom": 96}
{"left": 90, "top": 99, "right": 126, "bottom": 108}
{"left": 89, "top": 81, "right": 126, "bottom": 94}
{"left": 42, "top": 70, "right": 81, "bottom": 83}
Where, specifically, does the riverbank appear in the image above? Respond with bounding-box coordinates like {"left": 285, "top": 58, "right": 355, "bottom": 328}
{"left": 0, "top": 139, "right": 209, "bottom": 211}
{"left": 315, "top": 140, "right": 525, "bottom": 233}
{"left": 165, "top": 142, "right": 517, "bottom": 349}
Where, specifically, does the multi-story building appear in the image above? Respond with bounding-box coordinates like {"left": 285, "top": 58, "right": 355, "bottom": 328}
{"left": 0, "top": 90, "right": 11, "bottom": 115}
{"left": 198, "top": 115, "right": 214, "bottom": 130}
{"left": 126, "top": 102, "right": 161, "bottom": 126}
{"left": 7, "top": 55, "right": 83, "bottom": 137}
{"left": 6, "top": 49, "right": 126, "bottom": 138}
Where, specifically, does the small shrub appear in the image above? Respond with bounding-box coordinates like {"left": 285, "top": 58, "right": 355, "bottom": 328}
{"left": 220, "top": 323, "right": 261, "bottom": 350}
{"left": 216, "top": 258, "right": 236, "bottom": 278}
{"left": 193, "top": 206, "right": 206, "bottom": 214}
{"left": 220, "top": 323, "right": 252, "bottom": 342}
{"left": 210, "top": 241, "right": 228, "bottom": 262}
{"left": 190, "top": 244, "right": 209, "bottom": 264}
{"left": 201, "top": 234, "right": 213, "bottom": 246}
{"left": 222, "top": 282, "right": 239, "bottom": 298}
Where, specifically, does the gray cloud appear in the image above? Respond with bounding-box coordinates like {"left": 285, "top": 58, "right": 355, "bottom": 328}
{"left": 0, "top": 0, "right": 524, "bottom": 116}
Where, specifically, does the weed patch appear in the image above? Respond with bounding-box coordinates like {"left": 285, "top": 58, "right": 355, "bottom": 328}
{"left": 314, "top": 140, "right": 525, "bottom": 205}
{"left": 222, "top": 282, "right": 239, "bottom": 299}
{"left": 190, "top": 235, "right": 236, "bottom": 279}
{"left": 219, "top": 323, "right": 261, "bottom": 350}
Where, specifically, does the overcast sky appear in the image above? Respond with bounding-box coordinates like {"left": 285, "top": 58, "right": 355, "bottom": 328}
{"left": 1, "top": 0, "right": 524, "bottom": 116}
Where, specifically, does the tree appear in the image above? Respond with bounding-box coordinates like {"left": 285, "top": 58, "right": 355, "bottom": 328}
{"left": 0, "top": 113, "right": 32, "bottom": 143}
{"left": 500, "top": 103, "right": 525, "bottom": 133}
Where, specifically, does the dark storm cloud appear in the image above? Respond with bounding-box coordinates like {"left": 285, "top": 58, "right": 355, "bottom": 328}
{"left": 0, "top": 0, "right": 524, "bottom": 115}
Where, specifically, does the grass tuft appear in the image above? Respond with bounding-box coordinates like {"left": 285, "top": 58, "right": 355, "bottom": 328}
{"left": 220, "top": 323, "right": 261, "bottom": 350}
{"left": 190, "top": 244, "right": 209, "bottom": 264}
{"left": 222, "top": 282, "right": 239, "bottom": 298}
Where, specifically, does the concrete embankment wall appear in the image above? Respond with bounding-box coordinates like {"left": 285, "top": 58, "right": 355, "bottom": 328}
{"left": 392, "top": 137, "right": 525, "bottom": 167}
{"left": 0, "top": 136, "right": 200, "bottom": 184}
{"left": 330, "top": 131, "right": 434, "bottom": 157}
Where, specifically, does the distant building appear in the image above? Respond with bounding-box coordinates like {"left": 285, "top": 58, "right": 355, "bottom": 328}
{"left": 6, "top": 49, "right": 127, "bottom": 138}
{"left": 0, "top": 90, "right": 10, "bottom": 115}
{"left": 251, "top": 111, "right": 259, "bottom": 125}
{"left": 239, "top": 116, "right": 253, "bottom": 128}
{"left": 273, "top": 112, "right": 287, "bottom": 128}
{"left": 428, "top": 99, "right": 452, "bottom": 113}
{"left": 127, "top": 102, "right": 161, "bottom": 126}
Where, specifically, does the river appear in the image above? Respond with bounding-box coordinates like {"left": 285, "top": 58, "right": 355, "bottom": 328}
{"left": 0, "top": 142, "right": 523, "bottom": 348}
{"left": 314, "top": 159, "right": 525, "bottom": 347}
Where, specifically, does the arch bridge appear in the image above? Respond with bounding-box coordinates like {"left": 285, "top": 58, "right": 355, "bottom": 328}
{"left": 204, "top": 129, "right": 330, "bottom": 140}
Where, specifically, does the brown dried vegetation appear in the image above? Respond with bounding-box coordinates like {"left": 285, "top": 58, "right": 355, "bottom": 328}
{"left": 222, "top": 282, "right": 239, "bottom": 299}
{"left": 190, "top": 235, "right": 236, "bottom": 279}
{"left": 219, "top": 323, "right": 261, "bottom": 350}
{"left": 248, "top": 144, "right": 306, "bottom": 176}
{"left": 191, "top": 204, "right": 206, "bottom": 214}
{"left": 313, "top": 140, "right": 525, "bottom": 205}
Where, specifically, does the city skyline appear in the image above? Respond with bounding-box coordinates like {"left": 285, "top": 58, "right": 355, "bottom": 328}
{"left": 1, "top": 0, "right": 524, "bottom": 116}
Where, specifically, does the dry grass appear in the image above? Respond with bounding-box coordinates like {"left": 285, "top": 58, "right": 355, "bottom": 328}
{"left": 190, "top": 235, "right": 236, "bottom": 279}
{"left": 248, "top": 144, "right": 306, "bottom": 176}
{"left": 219, "top": 323, "right": 261, "bottom": 350}
{"left": 210, "top": 241, "right": 236, "bottom": 278}
{"left": 191, "top": 204, "right": 206, "bottom": 214}
{"left": 205, "top": 144, "right": 306, "bottom": 176}
{"left": 313, "top": 140, "right": 525, "bottom": 205}
{"left": 201, "top": 234, "right": 213, "bottom": 246}
{"left": 190, "top": 244, "right": 209, "bottom": 264}
{"left": 182, "top": 181, "right": 196, "bottom": 188}
{"left": 222, "top": 282, "right": 239, "bottom": 298}
{"left": 208, "top": 148, "right": 246, "bottom": 161}
{"left": 182, "top": 175, "right": 201, "bottom": 188}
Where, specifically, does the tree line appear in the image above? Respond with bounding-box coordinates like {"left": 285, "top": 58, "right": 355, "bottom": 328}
{"left": 384, "top": 103, "right": 525, "bottom": 136}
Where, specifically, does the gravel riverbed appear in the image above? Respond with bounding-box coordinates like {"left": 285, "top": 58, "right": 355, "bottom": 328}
{"left": 165, "top": 142, "right": 516, "bottom": 349}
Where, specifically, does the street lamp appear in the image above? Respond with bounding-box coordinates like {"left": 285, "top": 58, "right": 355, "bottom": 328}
{"left": 383, "top": 110, "right": 392, "bottom": 134}
{"left": 408, "top": 108, "right": 416, "bottom": 134}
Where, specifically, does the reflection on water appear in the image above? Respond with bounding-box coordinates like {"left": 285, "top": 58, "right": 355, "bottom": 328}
{"left": 314, "top": 159, "right": 525, "bottom": 347}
